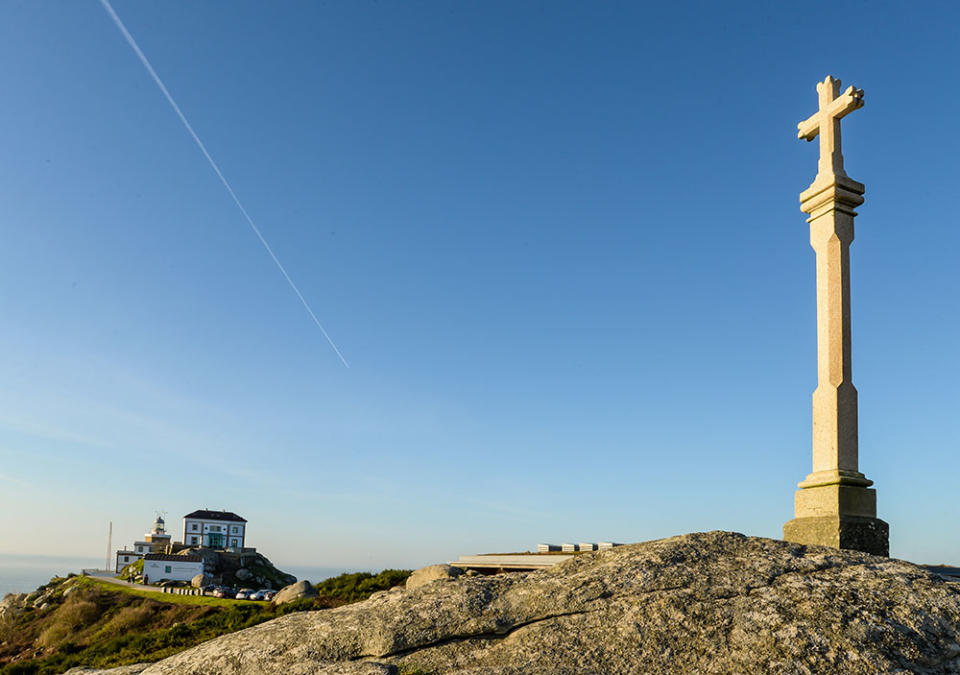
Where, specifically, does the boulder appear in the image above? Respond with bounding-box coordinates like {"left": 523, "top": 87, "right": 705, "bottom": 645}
{"left": 132, "top": 532, "right": 960, "bottom": 674}
{"left": 272, "top": 580, "right": 318, "bottom": 605}
{"left": 0, "top": 593, "right": 26, "bottom": 622}
{"left": 405, "top": 564, "right": 464, "bottom": 590}
{"left": 171, "top": 549, "right": 295, "bottom": 590}
{"left": 190, "top": 574, "right": 206, "bottom": 589}
{"left": 180, "top": 547, "right": 218, "bottom": 570}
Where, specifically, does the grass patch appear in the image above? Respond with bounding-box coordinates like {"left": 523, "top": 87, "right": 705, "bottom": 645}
{"left": 80, "top": 578, "right": 266, "bottom": 608}
{"left": 117, "top": 559, "right": 143, "bottom": 581}
{"left": 36, "top": 600, "right": 99, "bottom": 648}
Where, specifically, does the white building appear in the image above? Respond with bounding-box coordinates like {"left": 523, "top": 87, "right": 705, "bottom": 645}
{"left": 142, "top": 553, "right": 203, "bottom": 584}
{"left": 115, "top": 550, "right": 140, "bottom": 573}
{"left": 182, "top": 509, "right": 247, "bottom": 549}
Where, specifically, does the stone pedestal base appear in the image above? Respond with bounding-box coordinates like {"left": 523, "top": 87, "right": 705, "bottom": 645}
{"left": 794, "top": 484, "right": 876, "bottom": 519}
{"left": 783, "top": 515, "right": 889, "bottom": 556}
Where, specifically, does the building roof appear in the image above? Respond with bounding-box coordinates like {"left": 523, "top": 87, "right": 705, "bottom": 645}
{"left": 183, "top": 509, "right": 247, "bottom": 523}
{"left": 144, "top": 553, "right": 203, "bottom": 562}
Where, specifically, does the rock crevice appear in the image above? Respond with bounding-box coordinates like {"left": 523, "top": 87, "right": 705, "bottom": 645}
{"left": 363, "top": 608, "right": 597, "bottom": 661}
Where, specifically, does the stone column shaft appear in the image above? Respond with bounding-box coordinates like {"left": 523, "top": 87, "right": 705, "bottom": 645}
{"left": 787, "top": 175, "right": 871, "bottom": 490}
{"left": 807, "top": 180, "right": 860, "bottom": 482}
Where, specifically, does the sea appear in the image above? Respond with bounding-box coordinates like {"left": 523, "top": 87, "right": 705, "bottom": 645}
{"left": 0, "top": 555, "right": 370, "bottom": 598}
{"left": 0, "top": 554, "right": 102, "bottom": 598}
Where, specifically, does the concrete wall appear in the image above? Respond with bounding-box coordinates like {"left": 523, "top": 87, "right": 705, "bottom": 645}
{"left": 143, "top": 558, "right": 203, "bottom": 583}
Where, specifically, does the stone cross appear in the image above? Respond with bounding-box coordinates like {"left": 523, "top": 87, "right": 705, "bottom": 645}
{"left": 783, "top": 75, "right": 889, "bottom": 556}
{"left": 796, "top": 76, "right": 863, "bottom": 179}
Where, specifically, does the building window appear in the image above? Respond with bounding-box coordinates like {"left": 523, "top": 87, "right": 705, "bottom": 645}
{"left": 191, "top": 523, "right": 198, "bottom": 531}
{"left": 191, "top": 536, "right": 199, "bottom": 545}
{"left": 164, "top": 565, "right": 172, "bottom": 574}
{"left": 231, "top": 538, "right": 238, "bottom": 547}
{"left": 232, "top": 526, "right": 238, "bottom": 533}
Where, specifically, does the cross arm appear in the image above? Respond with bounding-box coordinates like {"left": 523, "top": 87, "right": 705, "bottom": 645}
{"left": 796, "top": 85, "right": 865, "bottom": 141}
{"left": 797, "top": 112, "right": 821, "bottom": 141}
{"left": 829, "top": 85, "right": 865, "bottom": 120}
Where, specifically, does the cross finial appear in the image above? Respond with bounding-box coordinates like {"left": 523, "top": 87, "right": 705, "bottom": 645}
{"left": 797, "top": 75, "right": 864, "bottom": 179}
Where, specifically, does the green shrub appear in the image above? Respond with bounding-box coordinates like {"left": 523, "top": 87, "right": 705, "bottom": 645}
{"left": 313, "top": 569, "right": 411, "bottom": 605}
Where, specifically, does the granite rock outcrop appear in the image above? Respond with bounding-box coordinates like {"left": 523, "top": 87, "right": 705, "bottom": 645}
{"left": 96, "top": 532, "right": 960, "bottom": 674}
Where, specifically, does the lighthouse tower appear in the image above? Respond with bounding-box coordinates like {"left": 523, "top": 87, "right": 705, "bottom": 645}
{"left": 143, "top": 513, "right": 172, "bottom": 553}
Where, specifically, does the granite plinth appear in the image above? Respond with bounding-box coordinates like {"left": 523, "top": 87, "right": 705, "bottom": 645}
{"left": 783, "top": 514, "right": 889, "bottom": 557}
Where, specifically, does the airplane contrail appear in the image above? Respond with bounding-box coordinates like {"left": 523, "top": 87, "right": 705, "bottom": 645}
{"left": 99, "top": 0, "right": 350, "bottom": 368}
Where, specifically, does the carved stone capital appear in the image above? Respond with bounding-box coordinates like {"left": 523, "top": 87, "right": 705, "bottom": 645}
{"left": 800, "top": 174, "right": 865, "bottom": 221}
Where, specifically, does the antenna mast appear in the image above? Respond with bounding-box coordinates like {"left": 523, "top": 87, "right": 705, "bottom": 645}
{"left": 106, "top": 521, "right": 113, "bottom": 573}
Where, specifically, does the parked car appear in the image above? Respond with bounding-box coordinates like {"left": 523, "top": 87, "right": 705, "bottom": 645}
{"left": 250, "top": 589, "right": 275, "bottom": 601}
{"left": 213, "top": 587, "right": 235, "bottom": 599}
{"left": 262, "top": 590, "right": 277, "bottom": 601}
{"left": 235, "top": 588, "right": 255, "bottom": 600}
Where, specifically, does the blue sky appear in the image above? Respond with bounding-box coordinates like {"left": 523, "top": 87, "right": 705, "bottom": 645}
{"left": 0, "top": 1, "right": 957, "bottom": 570}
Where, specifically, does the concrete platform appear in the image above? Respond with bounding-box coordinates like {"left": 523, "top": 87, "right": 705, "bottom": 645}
{"left": 451, "top": 553, "right": 575, "bottom": 573}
